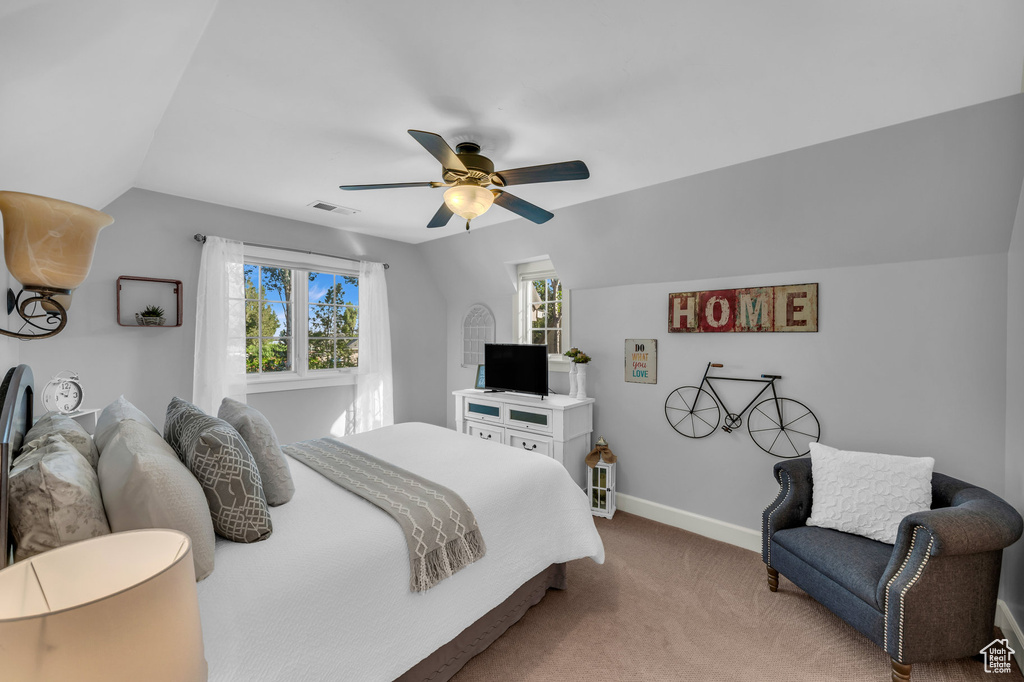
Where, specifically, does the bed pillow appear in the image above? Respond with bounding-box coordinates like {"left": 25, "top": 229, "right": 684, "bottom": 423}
{"left": 9, "top": 434, "right": 110, "bottom": 561}
{"left": 98, "top": 419, "right": 217, "bottom": 580}
{"left": 94, "top": 395, "right": 160, "bottom": 453}
{"left": 24, "top": 412, "right": 99, "bottom": 468}
{"left": 218, "top": 398, "right": 294, "bottom": 506}
{"left": 805, "top": 442, "right": 934, "bottom": 544}
{"left": 164, "top": 397, "right": 272, "bottom": 543}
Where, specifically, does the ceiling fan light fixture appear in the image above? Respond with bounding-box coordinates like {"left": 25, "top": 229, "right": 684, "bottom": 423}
{"left": 443, "top": 184, "right": 493, "bottom": 221}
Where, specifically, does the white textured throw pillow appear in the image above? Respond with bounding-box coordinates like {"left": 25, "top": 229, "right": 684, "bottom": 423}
{"left": 98, "top": 419, "right": 217, "bottom": 581}
{"left": 94, "top": 395, "right": 160, "bottom": 453}
{"left": 805, "top": 443, "right": 934, "bottom": 544}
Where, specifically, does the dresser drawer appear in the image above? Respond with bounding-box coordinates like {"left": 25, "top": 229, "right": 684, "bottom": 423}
{"left": 467, "top": 423, "right": 502, "bottom": 443}
{"left": 463, "top": 397, "right": 503, "bottom": 424}
{"left": 504, "top": 404, "right": 553, "bottom": 434}
{"left": 506, "top": 430, "right": 553, "bottom": 457}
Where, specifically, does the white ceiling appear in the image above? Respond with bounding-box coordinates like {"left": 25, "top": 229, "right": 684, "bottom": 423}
{"left": 3, "top": 0, "right": 1024, "bottom": 244}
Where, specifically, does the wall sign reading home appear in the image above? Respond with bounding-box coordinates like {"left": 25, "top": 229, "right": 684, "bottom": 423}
{"left": 668, "top": 283, "right": 818, "bottom": 333}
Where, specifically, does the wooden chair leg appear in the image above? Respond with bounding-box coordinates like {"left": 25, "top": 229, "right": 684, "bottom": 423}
{"left": 891, "top": 659, "right": 911, "bottom": 682}
{"left": 766, "top": 566, "right": 779, "bottom": 592}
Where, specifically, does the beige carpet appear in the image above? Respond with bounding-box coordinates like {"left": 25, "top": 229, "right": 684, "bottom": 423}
{"left": 452, "top": 512, "right": 1021, "bottom": 682}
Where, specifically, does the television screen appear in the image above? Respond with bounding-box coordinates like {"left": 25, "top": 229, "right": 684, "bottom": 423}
{"left": 484, "top": 344, "right": 548, "bottom": 397}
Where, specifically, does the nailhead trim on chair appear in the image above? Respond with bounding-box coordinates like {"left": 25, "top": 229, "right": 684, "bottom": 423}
{"left": 897, "top": 535, "right": 934, "bottom": 662}
{"left": 762, "top": 470, "right": 791, "bottom": 567}
{"left": 883, "top": 526, "right": 922, "bottom": 653}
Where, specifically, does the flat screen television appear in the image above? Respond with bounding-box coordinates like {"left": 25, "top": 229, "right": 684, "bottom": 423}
{"left": 484, "top": 344, "right": 548, "bottom": 398}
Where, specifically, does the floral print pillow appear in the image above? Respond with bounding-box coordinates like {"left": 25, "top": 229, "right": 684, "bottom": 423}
{"left": 10, "top": 434, "right": 110, "bottom": 561}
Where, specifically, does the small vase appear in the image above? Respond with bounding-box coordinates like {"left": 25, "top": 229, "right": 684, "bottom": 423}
{"left": 575, "top": 363, "right": 588, "bottom": 399}
{"left": 568, "top": 363, "right": 578, "bottom": 397}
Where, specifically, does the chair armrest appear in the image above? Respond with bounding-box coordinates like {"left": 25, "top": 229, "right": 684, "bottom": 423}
{"left": 762, "top": 458, "right": 813, "bottom": 566}
{"left": 876, "top": 487, "right": 1023, "bottom": 608}
{"left": 901, "top": 489, "right": 1023, "bottom": 558}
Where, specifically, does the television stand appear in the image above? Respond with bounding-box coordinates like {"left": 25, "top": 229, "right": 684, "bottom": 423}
{"left": 452, "top": 389, "right": 593, "bottom": 488}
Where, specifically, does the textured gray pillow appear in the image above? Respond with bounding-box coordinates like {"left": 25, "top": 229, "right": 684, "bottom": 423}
{"left": 94, "top": 395, "right": 160, "bottom": 453}
{"left": 218, "top": 398, "right": 294, "bottom": 506}
{"left": 98, "top": 419, "right": 217, "bottom": 581}
{"left": 24, "top": 412, "right": 99, "bottom": 468}
{"left": 164, "top": 397, "right": 272, "bottom": 543}
{"left": 9, "top": 434, "right": 110, "bottom": 561}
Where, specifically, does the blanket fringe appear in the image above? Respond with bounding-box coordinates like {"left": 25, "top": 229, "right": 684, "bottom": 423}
{"left": 412, "top": 530, "right": 487, "bottom": 592}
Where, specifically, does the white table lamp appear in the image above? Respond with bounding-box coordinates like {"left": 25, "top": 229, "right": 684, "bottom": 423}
{"left": 0, "top": 529, "right": 207, "bottom": 682}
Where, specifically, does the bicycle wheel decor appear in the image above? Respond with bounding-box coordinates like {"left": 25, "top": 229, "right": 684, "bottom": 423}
{"left": 664, "top": 386, "right": 721, "bottom": 438}
{"left": 747, "top": 397, "right": 820, "bottom": 459}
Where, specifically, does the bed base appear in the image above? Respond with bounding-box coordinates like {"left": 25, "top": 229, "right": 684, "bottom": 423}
{"left": 396, "top": 562, "right": 567, "bottom": 682}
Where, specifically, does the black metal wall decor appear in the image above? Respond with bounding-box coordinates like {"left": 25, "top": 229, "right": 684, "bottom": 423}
{"left": 665, "top": 362, "right": 819, "bottom": 458}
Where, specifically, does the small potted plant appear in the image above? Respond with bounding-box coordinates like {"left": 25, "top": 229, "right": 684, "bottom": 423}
{"left": 136, "top": 305, "right": 166, "bottom": 326}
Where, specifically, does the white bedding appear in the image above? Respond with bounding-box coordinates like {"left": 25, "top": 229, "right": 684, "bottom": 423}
{"left": 196, "top": 422, "right": 604, "bottom": 682}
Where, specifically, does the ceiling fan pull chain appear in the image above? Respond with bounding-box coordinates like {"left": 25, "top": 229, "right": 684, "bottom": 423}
{"left": 466, "top": 219, "right": 471, "bottom": 231}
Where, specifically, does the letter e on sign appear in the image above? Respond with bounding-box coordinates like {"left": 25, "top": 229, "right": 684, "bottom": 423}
{"left": 774, "top": 284, "right": 818, "bottom": 332}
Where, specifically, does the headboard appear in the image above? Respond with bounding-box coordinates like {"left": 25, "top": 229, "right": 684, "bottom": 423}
{"left": 0, "top": 364, "right": 33, "bottom": 569}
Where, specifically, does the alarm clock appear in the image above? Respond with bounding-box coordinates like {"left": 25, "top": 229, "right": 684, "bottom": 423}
{"left": 41, "top": 370, "right": 84, "bottom": 415}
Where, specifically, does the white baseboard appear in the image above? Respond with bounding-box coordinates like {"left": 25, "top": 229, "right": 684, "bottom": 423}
{"left": 615, "top": 492, "right": 761, "bottom": 553}
{"left": 996, "top": 600, "right": 1024, "bottom": 659}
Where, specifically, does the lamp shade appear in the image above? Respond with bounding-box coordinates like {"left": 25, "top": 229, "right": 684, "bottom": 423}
{"left": 0, "top": 191, "right": 113, "bottom": 291}
{"left": 0, "top": 529, "right": 207, "bottom": 682}
{"left": 443, "top": 185, "right": 494, "bottom": 221}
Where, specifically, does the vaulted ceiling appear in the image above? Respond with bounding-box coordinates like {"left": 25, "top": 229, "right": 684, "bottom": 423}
{"left": 2, "top": 0, "right": 1023, "bottom": 244}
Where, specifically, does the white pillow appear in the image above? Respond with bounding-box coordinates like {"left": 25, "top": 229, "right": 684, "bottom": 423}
{"left": 94, "top": 395, "right": 160, "bottom": 452}
{"left": 98, "top": 419, "right": 216, "bottom": 581}
{"left": 805, "top": 443, "right": 934, "bottom": 544}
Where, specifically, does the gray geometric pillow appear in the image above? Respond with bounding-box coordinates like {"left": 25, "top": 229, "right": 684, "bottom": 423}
{"left": 24, "top": 412, "right": 99, "bottom": 469}
{"left": 218, "top": 398, "right": 294, "bottom": 506}
{"left": 9, "top": 434, "right": 110, "bottom": 561}
{"left": 164, "top": 397, "right": 272, "bottom": 543}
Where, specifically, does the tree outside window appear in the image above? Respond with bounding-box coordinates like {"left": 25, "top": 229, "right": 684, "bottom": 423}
{"left": 245, "top": 265, "right": 293, "bottom": 374}
{"left": 529, "top": 277, "right": 562, "bottom": 355}
{"left": 308, "top": 271, "right": 359, "bottom": 369}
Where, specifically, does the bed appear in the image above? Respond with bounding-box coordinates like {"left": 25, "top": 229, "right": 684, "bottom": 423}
{"left": 0, "top": 365, "right": 605, "bottom": 681}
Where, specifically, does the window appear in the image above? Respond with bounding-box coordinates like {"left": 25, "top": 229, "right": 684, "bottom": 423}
{"left": 514, "top": 259, "right": 570, "bottom": 369}
{"left": 243, "top": 246, "right": 359, "bottom": 392}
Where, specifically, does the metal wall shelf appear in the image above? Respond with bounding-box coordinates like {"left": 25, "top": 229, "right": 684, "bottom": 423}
{"left": 116, "top": 276, "right": 183, "bottom": 327}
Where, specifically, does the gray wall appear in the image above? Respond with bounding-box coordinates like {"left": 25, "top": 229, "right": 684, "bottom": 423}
{"left": 16, "top": 188, "right": 447, "bottom": 433}
{"left": 1002, "top": 178, "right": 1024, "bottom": 625}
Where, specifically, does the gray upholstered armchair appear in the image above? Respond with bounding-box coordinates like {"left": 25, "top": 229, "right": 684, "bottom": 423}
{"left": 762, "top": 458, "right": 1023, "bottom": 682}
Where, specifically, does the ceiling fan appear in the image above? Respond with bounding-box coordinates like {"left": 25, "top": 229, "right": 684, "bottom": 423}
{"left": 340, "top": 130, "right": 590, "bottom": 230}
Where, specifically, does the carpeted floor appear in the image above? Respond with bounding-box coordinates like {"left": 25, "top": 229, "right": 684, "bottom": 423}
{"left": 452, "top": 512, "right": 1021, "bottom": 681}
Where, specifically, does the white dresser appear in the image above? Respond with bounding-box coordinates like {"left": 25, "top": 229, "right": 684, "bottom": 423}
{"left": 453, "top": 389, "right": 594, "bottom": 488}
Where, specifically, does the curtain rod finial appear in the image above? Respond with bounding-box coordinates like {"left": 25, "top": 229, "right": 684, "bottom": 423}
{"left": 193, "top": 234, "right": 206, "bottom": 243}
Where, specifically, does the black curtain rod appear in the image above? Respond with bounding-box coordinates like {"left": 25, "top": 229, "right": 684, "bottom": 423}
{"left": 193, "top": 233, "right": 389, "bottom": 269}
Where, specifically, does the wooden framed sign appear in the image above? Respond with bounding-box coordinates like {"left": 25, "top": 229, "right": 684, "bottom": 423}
{"left": 668, "top": 283, "right": 818, "bottom": 333}
{"left": 625, "top": 339, "right": 657, "bottom": 384}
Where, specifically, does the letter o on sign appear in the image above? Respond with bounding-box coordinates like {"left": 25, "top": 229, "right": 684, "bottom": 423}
{"left": 705, "top": 296, "right": 730, "bottom": 328}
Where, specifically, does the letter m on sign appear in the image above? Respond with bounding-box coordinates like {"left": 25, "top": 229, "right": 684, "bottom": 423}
{"left": 736, "top": 288, "right": 773, "bottom": 332}
{"left": 668, "top": 293, "right": 698, "bottom": 332}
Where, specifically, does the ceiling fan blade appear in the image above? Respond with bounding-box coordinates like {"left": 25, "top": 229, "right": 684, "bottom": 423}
{"left": 493, "top": 160, "right": 589, "bottom": 187}
{"left": 408, "top": 130, "right": 469, "bottom": 175}
{"left": 427, "top": 202, "right": 454, "bottom": 228}
{"left": 492, "top": 190, "right": 554, "bottom": 224}
{"left": 339, "top": 182, "right": 445, "bottom": 191}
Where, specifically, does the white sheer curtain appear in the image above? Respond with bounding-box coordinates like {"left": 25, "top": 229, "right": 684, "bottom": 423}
{"left": 332, "top": 261, "right": 393, "bottom": 435}
{"left": 193, "top": 236, "right": 247, "bottom": 414}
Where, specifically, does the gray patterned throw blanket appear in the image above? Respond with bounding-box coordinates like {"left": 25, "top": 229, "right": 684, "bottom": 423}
{"left": 282, "top": 438, "right": 486, "bottom": 592}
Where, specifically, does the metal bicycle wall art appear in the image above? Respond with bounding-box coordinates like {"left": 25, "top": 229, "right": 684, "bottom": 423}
{"left": 664, "top": 362, "right": 820, "bottom": 458}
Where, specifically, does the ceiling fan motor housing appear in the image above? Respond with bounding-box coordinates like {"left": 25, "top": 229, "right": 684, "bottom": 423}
{"left": 443, "top": 142, "right": 495, "bottom": 185}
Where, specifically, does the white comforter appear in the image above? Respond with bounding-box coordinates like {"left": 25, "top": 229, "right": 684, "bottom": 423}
{"left": 196, "top": 422, "right": 604, "bottom": 682}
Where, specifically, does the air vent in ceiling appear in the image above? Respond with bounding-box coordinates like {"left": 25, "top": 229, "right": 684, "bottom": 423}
{"left": 308, "top": 200, "right": 360, "bottom": 216}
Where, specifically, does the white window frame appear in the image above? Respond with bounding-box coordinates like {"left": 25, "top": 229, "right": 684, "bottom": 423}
{"left": 244, "top": 246, "right": 361, "bottom": 394}
{"left": 513, "top": 259, "right": 571, "bottom": 372}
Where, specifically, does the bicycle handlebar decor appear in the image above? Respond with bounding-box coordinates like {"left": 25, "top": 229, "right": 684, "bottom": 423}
{"left": 665, "top": 362, "right": 820, "bottom": 459}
